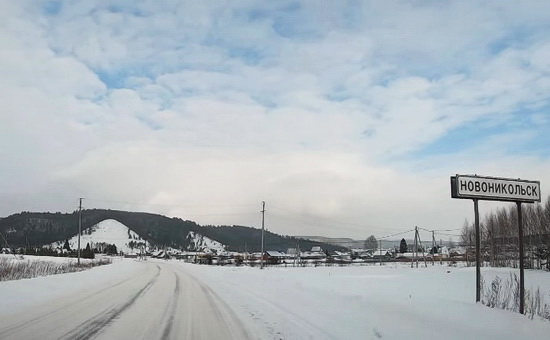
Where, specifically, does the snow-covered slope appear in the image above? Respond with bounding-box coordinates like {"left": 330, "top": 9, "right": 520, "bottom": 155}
{"left": 186, "top": 231, "right": 225, "bottom": 252}
{"left": 49, "top": 219, "right": 227, "bottom": 254}
{"left": 51, "top": 219, "right": 145, "bottom": 254}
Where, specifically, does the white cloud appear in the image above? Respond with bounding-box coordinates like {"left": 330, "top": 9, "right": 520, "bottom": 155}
{"left": 1, "top": 1, "right": 550, "bottom": 239}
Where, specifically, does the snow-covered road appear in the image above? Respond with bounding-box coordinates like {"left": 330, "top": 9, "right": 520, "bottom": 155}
{"left": 2, "top": 258, "right": 550, "bottom": 340}
{"left": 0, "top": 260, "right": 251, "bottom": 340}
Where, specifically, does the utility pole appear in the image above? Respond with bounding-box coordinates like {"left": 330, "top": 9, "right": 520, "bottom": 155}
{"left": 432, "top": 230, "right": 436, "bottom": 266}
{"left": 77, "top": 198, "right": 83, "bottom": 266}
{"left": 411, "top": 227, "right": 415, "bottom": 268}
{"left": 416, "top": 227, "right": 419, "bottom": 268}
{"left": 379, "top": 239, "right": 382, "bottom": 266}
{"left": 294, "top": 240, "right": 298, "bottom": 267}
{"left": 297, "top": 239, "right": 301, "bottom": 267}
{"left": 413, "top": 226, "right": 419, "bottom": 268}
{"left": 417, "top": 228, "right": 428, "bottom": 268}
{"left": 260, "top": 201, "right": 265, "bottom": 270}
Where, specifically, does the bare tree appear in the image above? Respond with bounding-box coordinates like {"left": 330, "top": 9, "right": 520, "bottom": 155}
{"left": 364, "top": 235, "right": 378, "bottom": 251}
{"left": 460, "top": 196, "right": 550, "bottom": 271}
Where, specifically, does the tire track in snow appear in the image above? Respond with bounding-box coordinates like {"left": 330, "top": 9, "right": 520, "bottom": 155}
{"left": 160, "top": 272, "right": 181, "bottom": 340}
{"left": 221, "top": 281, "right": 334, "bottom": 339}
{"left": 60, "top": 264, "right": 161, "bottom": 340}
{"left": 172, "top": 265, "right": 253, "bottom": 340}
{"left": 0, "top": 262, "right": 153, "bottom": 338}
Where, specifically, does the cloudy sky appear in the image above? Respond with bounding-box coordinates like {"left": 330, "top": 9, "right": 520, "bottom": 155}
{"left": 1, "top": 1, "right": 549, "bottom": 240}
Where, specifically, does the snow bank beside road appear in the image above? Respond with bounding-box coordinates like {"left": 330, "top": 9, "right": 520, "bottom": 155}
{"left": 0, "top": 254, "right": 111, "bottom": 281}
{"left": 0, "top": 257, "right": 142, "bottom": 315}
{"left": 179, "top": 263, "right": 550, "bottom": 340}
{"left": 1, "top": 253, "right": 98, "bottom": 265}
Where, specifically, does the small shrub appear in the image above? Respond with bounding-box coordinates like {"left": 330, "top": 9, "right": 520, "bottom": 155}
{"left": 481, "top": 273, "right": 550, "bottom": 322}
{"left": 0, "top": 257, "right": 111, "bottom": 281}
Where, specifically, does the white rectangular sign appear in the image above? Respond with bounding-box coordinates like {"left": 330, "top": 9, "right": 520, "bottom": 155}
{"left": 455, "top": 175, "right": 541, "bottom": 202}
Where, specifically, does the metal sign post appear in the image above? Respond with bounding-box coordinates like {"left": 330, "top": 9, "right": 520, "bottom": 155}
{"left": 516, "top": 202, "right": 524, "bottom": 314}
{"left": 451, "top": 175, "right": 541, "bottom": 314}
{"left": 474, "top": 199, "right": 480, "bottom": 303}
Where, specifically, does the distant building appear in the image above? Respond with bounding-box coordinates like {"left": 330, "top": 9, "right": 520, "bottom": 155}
{"left": 264, "top": 251, "right": 287, "bottom": 265}
{"left": 371, "top": 249, "right": 392, "bottom": 260}
{"left": 311, "top": 246, "right": 323, "bottom": 253}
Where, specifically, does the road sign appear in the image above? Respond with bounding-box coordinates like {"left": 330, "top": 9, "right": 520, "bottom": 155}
{"left": 450, "top": 174, "right": 541, "bottom": 314}
{"left": 451, "top": 175, "right": 541, "bottom": 203}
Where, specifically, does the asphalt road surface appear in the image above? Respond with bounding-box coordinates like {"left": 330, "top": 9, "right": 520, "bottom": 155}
{"left": 0, "top": 261, "right": 252, "bottom": 340}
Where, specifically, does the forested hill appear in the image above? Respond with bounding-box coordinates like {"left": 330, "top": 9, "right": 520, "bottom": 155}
{"left": 0, "top": 209, "right": 345, "bottom": 252}
{"left": 200, "top": 225, "right": 346, "bottom": 253}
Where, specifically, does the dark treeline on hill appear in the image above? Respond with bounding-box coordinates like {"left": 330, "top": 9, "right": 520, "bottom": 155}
{"left": 0, "top": 209, "right": 199, "bottom": 249}
{"left": 201, "top": 225, "right": 346, "bottom": 252}
{"left": 0, "top": 209, "right": 345, "bottom": 252}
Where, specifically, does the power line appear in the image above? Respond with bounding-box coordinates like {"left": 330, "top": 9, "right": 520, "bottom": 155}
{"left": 434, "top": 232, "right": 462, "bottom": 237}
{"left": 270, "top": 205, "right": 380, "bottom": 230}
{"left": 379, "top": 229, "right": 415, "bottom": 240}
{"left": 419, "top": 227, "right": 462, "bottom": 232}
{"left": 269, "top": 208, "right": 411, "bottom": 235}
{"left": 79, "top": 199, "right": 463, "bottom": 241}
{"left": 269, "top": 213, "right": 408, "bottom": 236}
{"left": 268, "top": 214, "right": 363, "bottom": 233}
{"left": 176, "top": 212, "right": 259, "bottom": 217}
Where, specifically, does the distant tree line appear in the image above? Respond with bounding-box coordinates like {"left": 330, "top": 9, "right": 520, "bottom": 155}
{"left": 461, "top": 196, "right": 550, "bottom": 271}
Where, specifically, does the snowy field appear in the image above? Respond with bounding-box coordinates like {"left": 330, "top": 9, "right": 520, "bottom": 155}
{"left": 1, "top": 258, "right": 549, "bottom": 339}
{"left": 176, "top": 261, "right": 550, "bottom": 340}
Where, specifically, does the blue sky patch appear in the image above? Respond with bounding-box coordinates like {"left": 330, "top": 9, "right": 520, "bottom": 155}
{"left": 228, "top": 47, "right": 264, "bottom": 65}
{"left": 414, "top": 111, "right": 549, "bottom": 159}
{"left": 96, "top": 70, "right": 127, "bottom": 89}
{"left": 42, "top": 1, "right": 62, "bottom": 16}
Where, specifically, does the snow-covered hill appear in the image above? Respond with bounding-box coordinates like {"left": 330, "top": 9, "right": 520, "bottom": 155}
{"left": 51, "top": 219, "right": 145, "bottom": 254}
{"left": 49, "top": 219, "right": 227, "bottom": 254}
{"left": 186, "top": 231, "right": 225, "bottom": 252}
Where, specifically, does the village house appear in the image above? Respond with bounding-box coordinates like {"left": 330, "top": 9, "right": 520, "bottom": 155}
{"left": 371, "top": 249, "right": 393, "bottom": 260}
{"left": 263, "top": 251, "right": 286, "bottom": 265}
